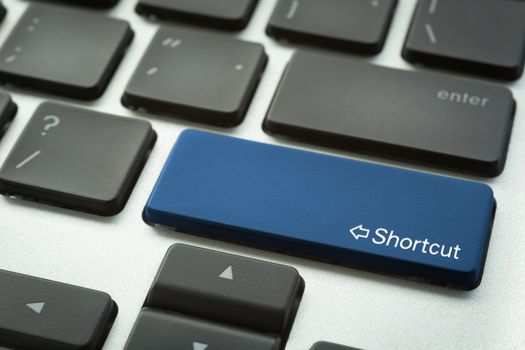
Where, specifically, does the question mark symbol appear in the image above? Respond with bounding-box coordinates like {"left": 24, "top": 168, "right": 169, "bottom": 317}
{"left": 41, "top": 115, "right": 60, "bottom": 136}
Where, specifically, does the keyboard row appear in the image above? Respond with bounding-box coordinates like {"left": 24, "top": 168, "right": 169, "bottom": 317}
{"left": 0, "top": 244, "right": 308, "bottom": 350}
{"left": 0, "top": 105, "right": 496, "bottom": 290}
{"left": 7, "top": 0, "right": 525, "bottom": 80}
{"left": 0, "top": 243, "right": 360, "bottom": 349}
{"left": 0, "top": 3, "right": 517, "bottom": 177}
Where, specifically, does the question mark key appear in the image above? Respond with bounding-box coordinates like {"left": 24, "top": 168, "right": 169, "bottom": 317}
{"left": 0, "top": 102, "right": 157, "bottom": 216}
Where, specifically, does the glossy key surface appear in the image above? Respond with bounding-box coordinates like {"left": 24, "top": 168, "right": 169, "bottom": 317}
{"left": 0, "top": 269, "right": 117, "bottom": 350}
{"left": 144, "top": 129, "right": 496, "bottom": 290}
{"left": 403, "top": 0, "right": 525, "bottom": 80}
{"left": 145, "top": 244, "right": 304, "bottom": 338}
{"left": 125, "top": 309, "right": 280, "bottom": 350}
{"left": 123, "top": 27, "right": 267, "bottom": 126}
{"left": 267, "top": 0, "right": 397, "bottom": 54}
{"left": 136, "top": 0, "right": 259, "bottom": 30}
{"left": 0, "top": 102, "right": 156, "bottom": 216}
{"left": 264, "top": 50, "right": 515, "bottom": 177}
{"left": 0, "top": 4, "right": 133, "bottom": 99}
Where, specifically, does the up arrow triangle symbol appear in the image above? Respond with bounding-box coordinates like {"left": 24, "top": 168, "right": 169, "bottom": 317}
{"left": 219, "top": 266, "right": 234, "bottom": 280}
{"left": 193, "top": 342, "right": 208, "bottom": 350}
{"left": 26, "top": 302, "right": 45, "bottom": 314}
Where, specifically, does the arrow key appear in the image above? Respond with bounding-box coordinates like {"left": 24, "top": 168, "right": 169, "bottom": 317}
{"left": 125, "top": 309, "right": 280, "bottom": 350}
{"left": 145, "top": 244, "right": 304, "bottom": 342}
{"left": 0, "top": 269, "right": 117, "bottom": 350}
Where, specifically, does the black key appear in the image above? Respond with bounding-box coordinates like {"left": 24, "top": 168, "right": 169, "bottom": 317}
{"left": 0, "top": 269, "right": 117, "bottom": 350}
{"left": 267, "top": 0, "right": 397, "bottom": 54}
{"left": 136, "top": 0, "right": 259, "bottom": 31}
{"left": 402, "top": 0, "right": 525, "bottom": 80}
{"left": 264, "top": 50, "right": 515, "bottom": 177}
{"left": 0, "top": 93, "right": 17, "bottom": 139}
{"left": 0, "top": 102, "right": 156, "bottom": 216}
{"left": 0, "top": 4, "right": 133, "bottom": 99}
{"left": 311, "top": 342, "right": 362, "bottom": 350}
{"left": 125, "top": 309, "right": 280, "bottom": 350}
{"left": 122, "top": 27, "right": 267, "bottom": 127}
{"left": 145, "top": 244, "right": 304, "bottom": 339}
{"left": 29, "top": 0, "right": 119, "bottom": 8}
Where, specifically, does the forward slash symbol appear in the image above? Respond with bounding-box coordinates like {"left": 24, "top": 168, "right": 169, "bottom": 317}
{"left": 425, "top": 23, "right": 437, "bottom": 44}
{"left": 16, "top": 150, "right": 41, "bottom": 169}
{"left": 349, "top": 225, "right": 370, "bottom": 240}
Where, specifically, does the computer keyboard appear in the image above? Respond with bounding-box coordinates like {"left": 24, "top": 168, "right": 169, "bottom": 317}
{"left": 0, "top": 0, "right": 524, "bottom": 349}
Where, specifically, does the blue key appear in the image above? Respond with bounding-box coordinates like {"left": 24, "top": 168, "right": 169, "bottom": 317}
{"left": 144, "top": 130, "right": 496, "bottom": 290}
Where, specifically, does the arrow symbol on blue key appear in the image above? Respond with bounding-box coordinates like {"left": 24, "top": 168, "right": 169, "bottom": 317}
{"left": 349, "top": 225, "right": 370, "bottom": 240}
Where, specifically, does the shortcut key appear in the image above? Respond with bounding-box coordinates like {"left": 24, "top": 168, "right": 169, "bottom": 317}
{"left": 144, "top": 130, "right": 496, "bottom": 290}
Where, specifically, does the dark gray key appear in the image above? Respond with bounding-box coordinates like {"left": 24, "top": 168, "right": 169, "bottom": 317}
{"left": 0, "top": 102, "right": 156, "bottom": 216}
{"left": 125, "top": 309, "right": 280, "bottom": 350}
{"left": 136, "top": 0, "right": 259, "bottom": 30}
{"left": 311, "top": 342, "right": 362, "bottom": 350}
{"left": 145, "top": 244, "right": 304, "bottom": 339}
{"left": 403, "top": 0, "right": 525, "bottom": 80}
{"left": 0, "top": 4, "right": 133, "bottom": 99}
{"left": 264, "top": 50, "right": 515, "bottom": 177}
{"left": 0, "top": 93, "right": 17, "bottom": 139}
{"left": 29, "top": 0, "right": 119, "bottom": 8}
{"left": 267, "top": 0, "right": 397, "bottom": 54}
{"left": 0, "top": 269, "right": 117, "bottom": 350}
{"left": 122, "top": 27, "right": 267, "bottom": 126}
